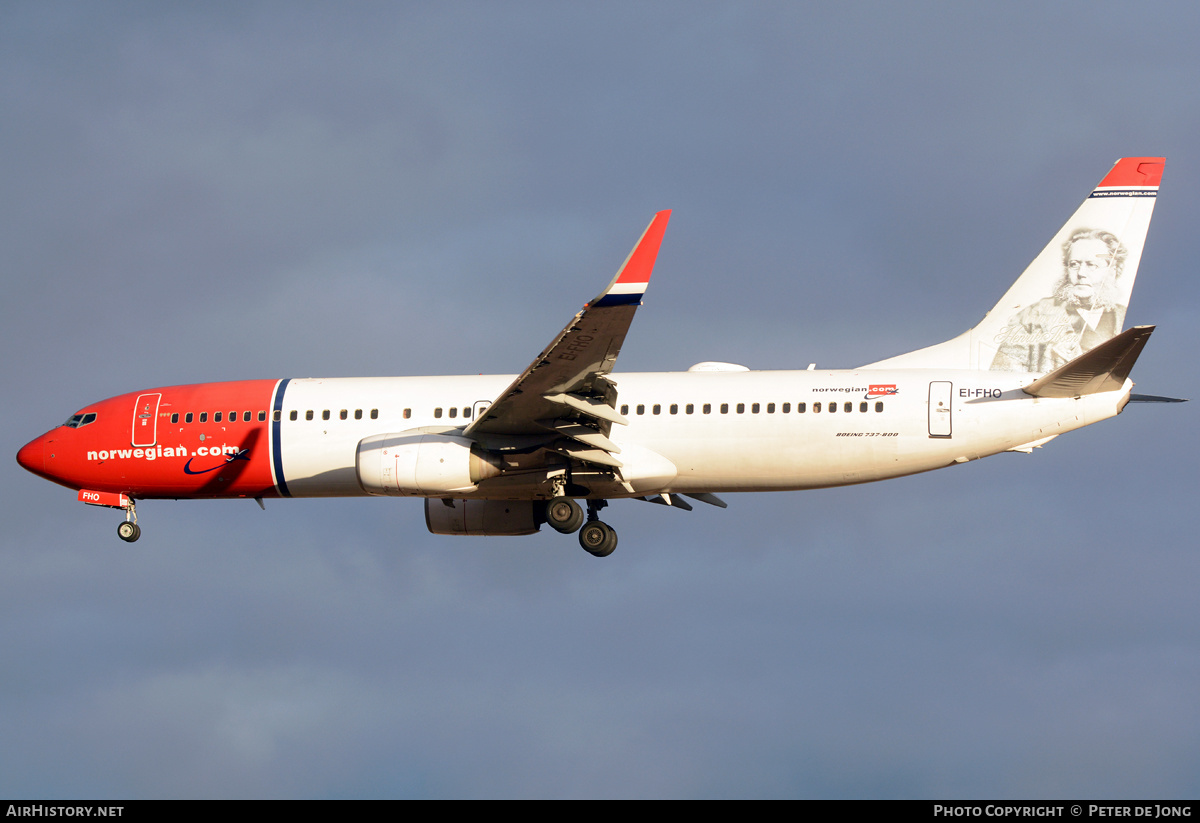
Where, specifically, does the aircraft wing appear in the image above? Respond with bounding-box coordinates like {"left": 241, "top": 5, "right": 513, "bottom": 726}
{"left": 463, "top": 211, "right": 671, "bottom": 465}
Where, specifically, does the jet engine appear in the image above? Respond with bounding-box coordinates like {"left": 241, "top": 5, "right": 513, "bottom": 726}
{"left": 424, "top": 498, "right": 542, "bottom": 536}
{"left": 356, "top": 431, "right": 502, "bottom": 495}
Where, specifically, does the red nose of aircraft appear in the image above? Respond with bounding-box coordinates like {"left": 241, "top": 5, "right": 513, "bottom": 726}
{"left": 16, "top": 436, "right": 44, "bottom": 475}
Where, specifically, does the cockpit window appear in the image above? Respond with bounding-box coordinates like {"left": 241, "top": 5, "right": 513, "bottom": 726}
{"left": 62, "top": 412, "right": 98, "bottom": 429}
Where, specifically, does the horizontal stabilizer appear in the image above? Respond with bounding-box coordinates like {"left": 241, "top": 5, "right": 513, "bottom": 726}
{"left": 1023, "top": 325, "right": 1154, "bottom": 398}
{"left": 1128, "top": 393, "right": 1189, "bottom": 403}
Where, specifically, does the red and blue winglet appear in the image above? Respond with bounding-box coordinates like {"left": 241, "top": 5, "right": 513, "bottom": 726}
{"left": 589, "top": 210, "right": 671, "bottom": 308}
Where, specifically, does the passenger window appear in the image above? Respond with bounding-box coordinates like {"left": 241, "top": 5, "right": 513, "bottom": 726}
{"left": 813, "top": 402, "right": 821, "bottom": 413}
{"left": 244, "top": 411, "right": 252, "bottom": 422}
{"left": 322, "top": 410, "right": 330, "bottom": 421}
{"left": 875, "top": 402, "right": 884, "bottom": 412}
{"left": 637, "top": 405, "right": 645, "bottom": 415}
{"left": 670, "top": 404, "right": 678, "bottom": 415}
{"left": 463, "top": 407, "right": 471, "bottom": 418}
{"left": 273, "top": 410, "right": 281, "bottom": 422}
{"left": 721, "top": 403, "right": 729, "bottom": 414}
{"left": 402, "top": 409, "right": 410, "bottom": 419}
{"left": 355, "top": 409, "right": 363, "bottom": 420}
{"left": 200, "top": 412, "right": 208, "bottom": 423}
{"left": 767, "top": 403, "right": 775, "bottom": 413}
{"left": 229, "top": 411, "right": 236, "bottom": 421}
{"left": 751, "top": 403, "right": 760, "bottom": 413}
{"left": 434, "top": 408, "right": 443, "bottom": 419}
{"left": 371, "top": 409, "right": 379, "bottom": 419}
{"left": 737, "top": 403, "right": 745, "bottom": 414}
{"left": 289, "top": 410, "right": 297, "bottom": 421}
{"left": 449, "top": 407, "right": 457, "bottom": 418}
{"left": 339, "top": 409, "right": 348, "bottom": 420}
{"left": 258, "top": 411, "right": 266, "bottom": 422}
{"left": 652, "top": 404, "right": 661, "bottom": 415}
{"left": 621, "top": 404, "right": 629, "bottom": 415}
{"left": 829, "top": 403, "right": 837, "bottom": 413}
{"left": 860, "top": 402, "right": 868, "bottom": 413}
{"left": 703, "top": 403, "right": 711, "bottom": 414}
{"left": 844, "top": 402, "right": 852, "bottom": 413}
{"left": 685, "top": 404, "right": 694, "bottom": 414}
{"left": 798, "top": 402, "right": 806, "bottom": 413}
{"left": 185, "top": 413, "right": 193, "bottom": 423}
{"left": 782, "top": 403, "right": 790, "bottom": 413}
{"left": 215, "top": 412, "right": 222, "bottom": 422}
{"left": 305, "top": 410, "right": 313, "bottom": 421}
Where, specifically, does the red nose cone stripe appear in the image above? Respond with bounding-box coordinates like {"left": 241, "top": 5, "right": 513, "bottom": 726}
{"left": 16, "top": 437, "right": 44, "bottom": 474}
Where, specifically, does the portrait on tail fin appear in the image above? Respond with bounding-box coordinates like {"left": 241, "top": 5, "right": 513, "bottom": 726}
{"left": 991, "top": 227, "right": 1129, "bottom": 372}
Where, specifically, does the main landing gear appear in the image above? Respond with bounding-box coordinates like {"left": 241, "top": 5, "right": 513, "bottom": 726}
{"left": 116, "top": 499, "right": 140, "bottom": 543}
{"left": 542, "top": 497, "right": 618, "bottom": 557}
{"left": 545, "top": 498, "right": 586, "bottom": 534}
{"left": 578, "top": 519, "right": 617, "bottom": 557}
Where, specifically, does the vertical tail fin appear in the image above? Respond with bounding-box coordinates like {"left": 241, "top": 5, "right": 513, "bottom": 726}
{"left": 864, "top": 157, "right": 1164, "bottom": 372}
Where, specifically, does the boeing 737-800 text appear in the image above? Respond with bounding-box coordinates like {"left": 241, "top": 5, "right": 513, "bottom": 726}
{"left": 17, "top": 158, "right": 1178, "bottom": 556}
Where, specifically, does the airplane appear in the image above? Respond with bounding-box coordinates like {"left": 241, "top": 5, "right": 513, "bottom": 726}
{"left": 17, "top": 157, "right": 1180, "bottom": 557}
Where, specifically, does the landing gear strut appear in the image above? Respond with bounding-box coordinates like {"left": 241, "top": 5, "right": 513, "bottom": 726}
{"left": 116, "top": 499, "right": 140, "bottom": 543}
{"left": 578, "top": 499, "right": 617, "bottom": 557}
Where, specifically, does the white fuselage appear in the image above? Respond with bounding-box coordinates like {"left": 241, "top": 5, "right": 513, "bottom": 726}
{"left": 275, "top": 369, "right": 1130, "bottom": 499}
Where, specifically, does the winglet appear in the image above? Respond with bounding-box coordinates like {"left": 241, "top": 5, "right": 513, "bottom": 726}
{"left": 1023, "top": 325, "right": 1154, "bottom": 398}
{"left": 589, "top": 210, "right": 671, "bottom": 308}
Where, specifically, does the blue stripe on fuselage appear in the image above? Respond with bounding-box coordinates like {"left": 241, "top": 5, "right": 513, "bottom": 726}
{"left": 271, "top": 378, "right": 292, "bottom": 497}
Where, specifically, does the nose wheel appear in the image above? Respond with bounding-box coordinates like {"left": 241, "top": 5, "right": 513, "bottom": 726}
{"left": 116, "top": 498, "right": 140, "bottom": 542}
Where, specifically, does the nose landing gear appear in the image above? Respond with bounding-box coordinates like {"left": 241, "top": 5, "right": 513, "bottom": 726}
{"left": 116, "top": 499, "right": 140, "bottom": 543}
{"left": 77, "top": 489, "right": 142, "bottom": 543}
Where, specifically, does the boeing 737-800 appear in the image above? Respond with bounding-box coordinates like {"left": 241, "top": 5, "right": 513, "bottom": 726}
{"left": 17, "top": 157, "right": 1177, "bottom": 556}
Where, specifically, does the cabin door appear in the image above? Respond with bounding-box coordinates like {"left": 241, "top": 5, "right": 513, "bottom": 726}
{"left": 472, "top": 400, "right": 492, "bottom": 423}
{"left": 131, "top": 393, "right": 162, "bottom": 447}
{"left": 928, "top": 382, "right": 952, "bottom": 438}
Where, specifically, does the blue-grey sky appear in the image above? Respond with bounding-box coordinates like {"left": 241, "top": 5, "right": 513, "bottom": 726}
{"left": 3, "top": 1, "right": 1198, "bottom": 799}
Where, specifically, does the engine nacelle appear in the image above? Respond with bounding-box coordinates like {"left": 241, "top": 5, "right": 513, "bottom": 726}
{"left": 356, "top": 431, "right": 501, "bottom": 495}
{"left": 425, "top": 498, "right": 542, "bottom": 536}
